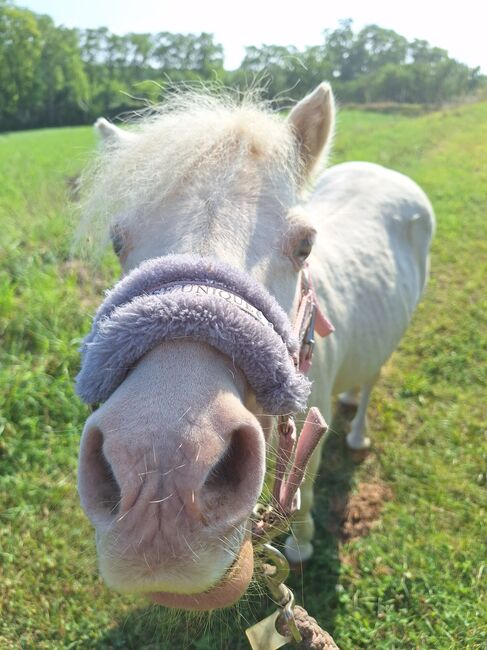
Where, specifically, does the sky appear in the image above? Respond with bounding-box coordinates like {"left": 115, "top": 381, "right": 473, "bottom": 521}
{"left": 19, "top": 0, "right": 486, "bottom": 72}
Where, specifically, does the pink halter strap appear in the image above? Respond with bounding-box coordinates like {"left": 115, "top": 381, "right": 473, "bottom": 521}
{"left": 269, "top": 265, "right": 334, "bottom": 519}
{"left": 293, "top": 264, "right": 334, "bottom": 374}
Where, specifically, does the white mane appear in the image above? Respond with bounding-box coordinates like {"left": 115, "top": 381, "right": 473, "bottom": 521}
{"left": 77, "top": 92, "right": 302, "bottom": 253}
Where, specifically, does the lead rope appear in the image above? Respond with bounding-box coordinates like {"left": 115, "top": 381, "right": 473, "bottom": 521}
{"left": 245, "top": 268, "right": 338, "bottom": 650}
{"left": 246, "top": 410, "right": 338, "bottom": 649}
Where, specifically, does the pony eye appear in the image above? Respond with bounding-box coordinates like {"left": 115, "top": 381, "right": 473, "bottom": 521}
{"left": 110, "top": 225, "right": 124, "bottom": 257}
{"left": 293, "top": 238, "right": 313, "bottom": 264}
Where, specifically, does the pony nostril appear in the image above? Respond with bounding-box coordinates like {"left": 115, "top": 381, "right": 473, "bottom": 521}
{"left": 201, "top": 424, "right": 264, "bottom": 526}
{"left": 204, "top": 429, "right": 246, "bottom": 492}
{"left": 78, "top": 427, "right": 122, "bottom": 526}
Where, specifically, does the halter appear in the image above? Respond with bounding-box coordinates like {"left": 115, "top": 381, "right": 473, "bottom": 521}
{"left": 273, "top": 264, "right": 334, "bottom": 517}
{"left": 244, "top": 264, "right": 335, "bottom": 647}
{"left": 76, "top": 254, "right": 317, "bottom": 413}
{"left": 76, "top": 254, "right": 335, "bottom": 647}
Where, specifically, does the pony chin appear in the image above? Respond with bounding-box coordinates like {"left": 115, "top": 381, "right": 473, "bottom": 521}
{"left": 147, "top": 533, "right": 254, "bottom": 611}
{"left": 95, "top": 525, "right": 250, "bottom": 602}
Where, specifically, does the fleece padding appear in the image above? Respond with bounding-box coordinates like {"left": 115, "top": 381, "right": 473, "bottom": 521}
{"left": 76, "top": 255, "right": 311, "bottom": 414}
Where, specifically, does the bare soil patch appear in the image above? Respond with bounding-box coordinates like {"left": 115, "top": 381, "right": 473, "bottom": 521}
{"left": 326, "top": 481, "right": 393, "bottom": 543}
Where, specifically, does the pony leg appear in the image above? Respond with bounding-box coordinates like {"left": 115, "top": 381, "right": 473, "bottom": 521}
{"left": 346, "top": 375, "right": 379, "bottom": 450}
{"left": 284, "top": 396, "right": 332, "bottom": 564}
{"left": 284, "top": 438, "right": 323, "bottom": 563}
{"left": 338, "top": 386, "right": 360, "bottom": 408}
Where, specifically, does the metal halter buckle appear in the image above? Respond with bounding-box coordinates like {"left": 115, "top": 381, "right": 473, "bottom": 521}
{"left": 301, "top": 299, "right": 317, "bottom": 364}
{"left": 245, "top": 544, "right": 302, "bottom": 649}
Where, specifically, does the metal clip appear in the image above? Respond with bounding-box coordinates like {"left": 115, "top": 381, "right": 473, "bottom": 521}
{"left": 261, "top": 544, "right": 290, "bottom": 604}
{"left": 279, "top": 590, "right": 302, "bottom": 643}
{"left": 298, "top": 296, "right": 317, "bottom": 372}
{"left": 304, "top": 301, "right": 317, "bottom": 347}
{"left": 262, "top": 545, "right": 302, "bottom": 642}
{"left": 246, "top": 544, "right": 303, "bottom": 648}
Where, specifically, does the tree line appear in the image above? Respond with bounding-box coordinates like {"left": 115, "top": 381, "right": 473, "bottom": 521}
{"left": 1, "top": 1, "right": 484, "bottom": 131}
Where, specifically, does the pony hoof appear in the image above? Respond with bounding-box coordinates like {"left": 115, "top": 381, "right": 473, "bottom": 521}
{"left": 284, "top": 536, "right": 313, "bottom": 564}
{"left": 346, "top": 432, "right": 371, "bottom": 451}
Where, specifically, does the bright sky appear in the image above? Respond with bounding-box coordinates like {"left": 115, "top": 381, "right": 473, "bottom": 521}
{"left": 19, "top": 0, "right": 486, "bottom": 72}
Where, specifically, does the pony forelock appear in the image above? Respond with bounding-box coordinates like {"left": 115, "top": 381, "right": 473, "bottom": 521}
{"left": 76, "top": 89, "right": 302, "bottom": 255}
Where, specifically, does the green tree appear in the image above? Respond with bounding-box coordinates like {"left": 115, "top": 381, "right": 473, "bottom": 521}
{"left": 0, "top": 3, "right": 41, "bottom": 128}
{"left": 153, "top": 31, "right": 223, "bottom": 79}
{"left": 369, "top": 63, "right": 416, "bottom": 102}
{"left": 127, "top": 32, "right": 154, "bottom": 80}
{"left": 30, "top": 15, "right": 89, "bottom": 126}
{"left": 355, "top": 25, "right": 408, "bottom": 74}
{"left": 323, "top": 19, "right": 360, "bottom": 82}
{"left": 0, "top": 6, "right": 484, "bottom": 131}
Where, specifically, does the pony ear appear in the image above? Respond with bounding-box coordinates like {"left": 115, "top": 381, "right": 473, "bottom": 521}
{"left": 288, "top": 82, "right": 335, "bottom": 182}
{"left": 94, "top": 118, "right": 135, "bottom": 144}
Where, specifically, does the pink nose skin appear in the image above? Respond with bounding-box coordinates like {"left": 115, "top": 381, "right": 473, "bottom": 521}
{"left": 78, "top": 418, "right": 264, "bottom": 535}
{"left": 77, "top": 343, "right": 266, "bottom": 600}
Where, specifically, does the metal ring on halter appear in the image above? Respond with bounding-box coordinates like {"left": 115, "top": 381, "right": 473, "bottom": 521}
{"left": 260, "top": 544, "right": 290, "bottom": 603}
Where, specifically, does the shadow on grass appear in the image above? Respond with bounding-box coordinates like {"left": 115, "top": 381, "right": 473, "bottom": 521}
{"left": 81, "top": 596, "right": 271, "bottom": 650}
{"left": 86, "top": 407, "right": 360, "bottom": 650}
{"left": 286, "top": 404, "right": 362, "bottom": 641}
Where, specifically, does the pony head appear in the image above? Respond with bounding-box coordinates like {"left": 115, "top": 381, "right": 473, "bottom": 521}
{"left": 77, "top": 84, "right": 335, "bottom": 610}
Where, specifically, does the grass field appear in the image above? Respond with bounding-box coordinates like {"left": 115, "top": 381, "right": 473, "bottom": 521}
{"left": 1, "top": 102, "right": 486, "bottom": 649}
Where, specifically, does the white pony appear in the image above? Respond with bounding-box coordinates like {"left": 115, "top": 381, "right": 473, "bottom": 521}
{"left": 77, "top": 83, "right": 434, "bottom": 610}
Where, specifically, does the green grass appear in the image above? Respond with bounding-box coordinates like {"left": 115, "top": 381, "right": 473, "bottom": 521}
{"left": 1, "top": 104, "right": 486, "bottom": 649}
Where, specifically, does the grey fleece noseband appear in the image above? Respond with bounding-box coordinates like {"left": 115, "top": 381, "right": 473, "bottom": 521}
{"left": 76, "top": 255, "right": 311, "bottom": 414}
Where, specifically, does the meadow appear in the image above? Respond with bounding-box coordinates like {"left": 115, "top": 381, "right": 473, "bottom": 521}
{"left": 1, "top": 101, "right": 486, "bottom": 649}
